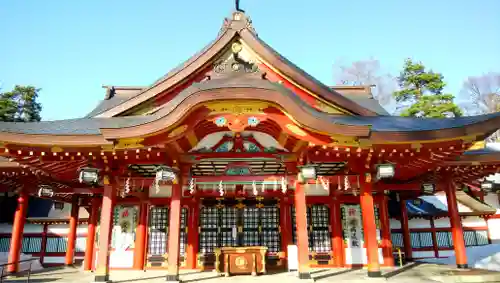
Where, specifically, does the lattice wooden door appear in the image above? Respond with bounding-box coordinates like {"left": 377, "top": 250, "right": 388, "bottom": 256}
{"left": 147, "top": 206, "right": 187, "bottom": 267}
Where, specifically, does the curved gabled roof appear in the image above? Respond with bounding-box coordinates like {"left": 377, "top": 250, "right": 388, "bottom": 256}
{"left": 1, "top": 78, "right": 500, "bottom": 146}
{"left": 93, "top": 12, "right": 379, "bottom": 118}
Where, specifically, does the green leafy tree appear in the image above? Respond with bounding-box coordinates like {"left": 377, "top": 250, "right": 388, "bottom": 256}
{"left": 0, "top": 85, "right": 42, "bottom": 122}
{"left": 393, "top": 59, "right": 462, "bottom": 118}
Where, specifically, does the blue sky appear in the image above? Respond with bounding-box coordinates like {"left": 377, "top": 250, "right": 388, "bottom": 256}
{"left": 1, "top": 0, "right": 499, "bottom": 121}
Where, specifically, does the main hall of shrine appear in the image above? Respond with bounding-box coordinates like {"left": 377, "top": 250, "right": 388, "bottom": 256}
{"left": 1, "top": 10, "right": 500, "bottom": 282}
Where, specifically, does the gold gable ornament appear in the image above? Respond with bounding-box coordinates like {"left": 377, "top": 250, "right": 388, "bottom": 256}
{"left": 114, "top": 138, "right": 144, "bottom": 150}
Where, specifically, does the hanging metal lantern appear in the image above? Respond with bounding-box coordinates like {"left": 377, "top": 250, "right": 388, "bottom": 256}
{"left": 421, "top": 183, "right": 436, "bottom": 195}
{"left": 481, "top": 181, "right": 494, "bottom": 191}
{"left": 37, "top": 185, "right": 54, "bottom": 197}
{"left": 78, "top": 167, "right": 99, "bottom": 185}
{"left": 155, "top": 166, "right": 177, "bottom": 182}
{"left": 298, "top": 164, "right": 317, "bottom": 184}
{"left": 376, "top": 164, "right": 395, "bottom": 179}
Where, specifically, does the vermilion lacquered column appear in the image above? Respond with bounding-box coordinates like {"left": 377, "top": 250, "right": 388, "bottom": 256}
{"left": 399, "top": 198, "right": 412, "bottom": 260}
{"left": 360, "top": 177, "right": 381, "bottom": 277}
{"left": 84, "top": 197, "right": 100, "bottom": 271}
{"left": 8, "top": 191, "right": 28, "bottom": 273}
{"left": 94, "top": 182, "right": 116, "bottom": 283}
{"left": 186, "top": 198, "right": 200, "bottom": 269}
{"left": 379, "top": 196, "right": 394, "bottom": 266}
{"left": 166, "top": 179, "right": 183, "bottom": 282}
{"left": 330, "top": 195, "right": 344, "bottom": 267}
{"left": 65, "top": 196, "right": 80, "bottom": 265}
{"left": 39, "top": 223, "right": 49, "bottom": 265}
{"left": 294, "top": 182, "right": 312, "bottom": 279}
{"left": 430, "top": 217, "right": 439, "bottom": 258}
{"left": 133, "top": 202, "right": 148, "bottom": 270}
{"left": 445, "top": 181, "right": 468, "bottom": 268}
{"left": 279, "top": 197, "right": 292, "bottom": 268}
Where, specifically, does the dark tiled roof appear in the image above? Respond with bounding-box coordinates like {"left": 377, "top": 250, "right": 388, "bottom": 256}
{"left": 0, "top": 116, "right": 154, "bottom": 135}
{"left": 341, "top": 95, "right": 389, "bottom": 115}
{"left": 406, "top": 199, "right": 447, "bottom": 216}
{"left": 85, "top": 96, "right": 132, "bottom": 118}
{"left": 388, "top": 199, "right": 447, "bottom": 217}
{"left": 328, "top": 113, "right": 500, "bottom": 132}
{"left": 1, "top": 79, "right": 499, "bottom": 136}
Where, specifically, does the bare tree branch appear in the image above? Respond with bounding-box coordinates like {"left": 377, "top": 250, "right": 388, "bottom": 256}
{"left": 460, "top": 72, "right": 500, "bottom": 141}
{"left": 333, "top": 58, "right": 396, "bottom": 106}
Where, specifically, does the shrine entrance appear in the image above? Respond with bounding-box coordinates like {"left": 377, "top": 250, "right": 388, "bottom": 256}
{"left": 146, "top": 207, "right": 188, "bottom": 268}
{"left": 198, "top": 198, "right": 281, "bottom": 268}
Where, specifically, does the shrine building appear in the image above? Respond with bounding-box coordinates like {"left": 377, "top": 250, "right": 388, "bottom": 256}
{"left": 2, "top": 10, "right": 500, "bottom": 282}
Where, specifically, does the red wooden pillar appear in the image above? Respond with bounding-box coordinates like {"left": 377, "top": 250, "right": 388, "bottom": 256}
{"left": 360, "top": 176, "right": 381, "bottom": 277}
{"left": 166, "top": 179, "right": 183, "bottom": 281}
{"left": 39, "top": 223, "right": 48, "bottom": 265}
{"left": 133, "top": 202, "right": 148, "bottom": 270}
{"left": 379, "top": 196, "right": 394, "bottom": 266}
{"left": 65, "top": 196, "right": 80, "bottom": 265}
{"left": 399, "top": 197, "right": 412, "bottom": 260}
{"left": 186, "top": 198, "right": 200, "bottom": 269}
{"left": 294, "top": 182, "right": 311, "bottom": 279}
{"left": 279, "top": 197, "right": 292, "bottom": 268}
{"left": 445, "top": 181, "right": 468, "bottom": 268}
{"left": 84, "top": 197, "right": 100, "bottom": 271}
{"left": 330, "top": 195, "right": 344, "bottom": 267}
{"left": 94, "top": 182, "right": 116, "bottom": 283}
{"left": 8, "top": 191, "right": 28, "bottom": 273}
{"left": 430, "top": 217, "right": 439, "bottom": 258}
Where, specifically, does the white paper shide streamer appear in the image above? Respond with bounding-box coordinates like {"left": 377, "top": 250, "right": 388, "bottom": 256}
{"left": 218, "top": 181, "right": 224, "bottom": 196}
{"left": 281, "top": 177, "right": 287, "bottom": 193}
{"left": 319, "top": 176, "right": 329, "bottom": 191}
{"left": 189, "top": 178, "right": 196, "bottom": 194}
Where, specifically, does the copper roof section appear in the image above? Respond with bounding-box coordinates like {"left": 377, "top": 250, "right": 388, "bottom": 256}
{"left": 94, "top": 12, "right": 379, "bottom": 118}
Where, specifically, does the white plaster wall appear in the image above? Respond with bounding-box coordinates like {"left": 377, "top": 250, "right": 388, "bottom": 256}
{"left": 109, "top": 250, "right": 134, "bottom": 268}
{"left": 488, "top": 218, "right": 500, "bottom": 244}
{"left": 412, "top": 251, "right": 435, "bottom": 258}
{"left": 462, "top": 216, "right": 487, "bottom": 227}
{"left": 76, "top": 224, "right": 88, "bottom": 235}
{"left": 0, "top": 223, "right": 43, "bottom": 234}
{"left": 304, "top": 184, "right": 329, "bottom": 196}
{"left": 433, "top": 218, "right": 451, "bottom": 228}
{"left": 46, "top": 224, "right": 88, "bottom": 236}
{"left": 408, "top": 219, "right": 431, "bottom": 229}
{"left": 390, "top": 219, "right": 401, "bottom": 229}
{"left": 438, "top": 250, "right": 455, "bottom": 257}
{"left": 43, "top": 256, "right": 65, "bottom": 264}
{"left": 47, "top": 224, "right": 70, "bottom": 235}
{"left": 344, "top": 248, "right": 383, "bottom": 265}
{"left": 0, "top": 224, "right": 11, "bottom": 233}
{"left": 484, "top": 193, "right": 500, "bottom": 212}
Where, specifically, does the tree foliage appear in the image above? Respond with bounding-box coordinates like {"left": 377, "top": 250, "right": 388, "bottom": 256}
{"left": 0, "top": 85, "right": 42, "bottom": 122}
{"left": 334, "top": 58, "right": 396, "bottom": 106}
{"left": 393, "top": 59, "right": 462, "bottom": 118}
